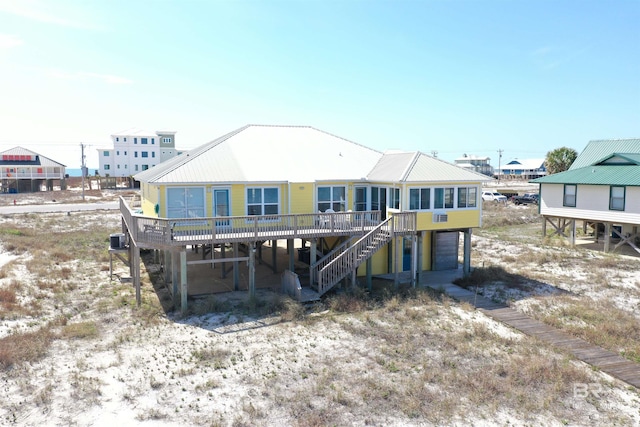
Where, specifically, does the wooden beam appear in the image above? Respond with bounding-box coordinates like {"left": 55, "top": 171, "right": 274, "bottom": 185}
{"left": 187, "top": 257, "right": 249, "bottom": 265}
{"left": 604, "top": 223, "right": 611, "bottom": 253}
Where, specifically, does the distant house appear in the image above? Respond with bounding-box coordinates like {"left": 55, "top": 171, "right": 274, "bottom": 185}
{"left": 0, "top": 147, "right": 66, "bottom": 193}
{"left": 97, "top": 128, "right": 183, "bottom": 177}
{"left": 532, "top": 138, "right": 640, "bottom": 253}
{"left": 496, "top": 158, "right": 546, "bottom": 180}
{"left": 454, "top": 154, "right": 494, "bottom": 177}
{"left": 118, "top": 125, "right": 490, "bottom": 312}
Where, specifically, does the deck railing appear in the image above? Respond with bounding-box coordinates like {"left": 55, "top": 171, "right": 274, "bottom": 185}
{"left": 120, "top": 197, "right": 383, "bottom": 248}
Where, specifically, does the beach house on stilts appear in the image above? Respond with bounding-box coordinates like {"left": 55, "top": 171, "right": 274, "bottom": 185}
{"left": 117, "top": 125, "right": 489, "bottom": 312}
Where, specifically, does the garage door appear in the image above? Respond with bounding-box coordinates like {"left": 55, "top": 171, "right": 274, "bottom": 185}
{"left": 432, "top": 231, "right": 459, "bottom": 271}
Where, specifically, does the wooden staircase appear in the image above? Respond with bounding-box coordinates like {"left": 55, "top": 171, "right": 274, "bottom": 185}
{"left": 312, "top": 217, "right": 395, "bottom": 296}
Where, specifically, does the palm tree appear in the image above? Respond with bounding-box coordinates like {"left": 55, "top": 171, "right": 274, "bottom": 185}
{"left": 545, "top": 147, "right": 578, "bottom": 175}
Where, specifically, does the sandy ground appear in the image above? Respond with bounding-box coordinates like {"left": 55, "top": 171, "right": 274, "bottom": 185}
{"left": 1, "top": 185, "right": 639, "bottom": 426}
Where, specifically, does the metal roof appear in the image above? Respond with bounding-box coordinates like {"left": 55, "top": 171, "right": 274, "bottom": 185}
{"left": 135, "top": 126, "right": 490, "bottom": 185}
{"left": 532, "top": 165, "right": 640, "bottom": 186}
{"left": 134, "top": 125, "right": 383, "bottom": 184}
{"left": 356, "top": 150, "right": 492, "bottom": 182}
{"left": 0, "top": 146, "right": 66, "bottom": 167}
{"left": 570, "top": 139, "right": 640, "bottom": 170}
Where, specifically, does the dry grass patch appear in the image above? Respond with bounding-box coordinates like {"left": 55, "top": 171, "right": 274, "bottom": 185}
{"left": 0, "top": 327, "right": 54, "bottom": 369}
{"left": 61, "top": 321, "right": 99, "bottom": 340}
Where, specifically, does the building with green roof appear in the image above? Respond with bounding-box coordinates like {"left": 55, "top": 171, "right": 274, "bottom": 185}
{"left": 532, "top": 139, "right": 640, "bottom": 253}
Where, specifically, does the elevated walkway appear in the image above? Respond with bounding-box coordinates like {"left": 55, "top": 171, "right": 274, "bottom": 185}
{"left": 422, "top": 272, "right": 640, "bottom": 390}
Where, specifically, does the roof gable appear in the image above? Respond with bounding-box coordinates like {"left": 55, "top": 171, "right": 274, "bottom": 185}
{"left": 570, "top": 139, "right": 640, "bottom": 170}
{"left": 595, "top": 153, "right": 640, "bottom": 166}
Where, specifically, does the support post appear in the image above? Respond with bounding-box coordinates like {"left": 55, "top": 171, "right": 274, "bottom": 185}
{"left": 180, "top": 249, "right": 188, "bottom": 313}
{"left": 542, "top": 216, "right": 547, "bottom": 238}
{"left": 249, "top": 243, "right": 256, "bottom": 298}
{"left": 133, "top": 245, "right": 141, "bottom": 306}
{"left": 221, "top": 244, "right": 227, "bottom": 278}
{"left": 233, "top": 243, "right": 239, "bottom": 291}
{"left": 463, "top": 228, "right": 472, "bottom": 277}
{"left": 287, "top": 239, "right": 294, "bottom": 272}
{"left": 417, "top": 231, "right": 424, "bottom": 283}
{"left": 164, "top": 250, "right": 171, "bottom": 283}
{"left": 171, "top": 250, "right": 179, "bottom": 300}
{"left": 604, "top": 223, "right": 611, "bottom": 253}
{"left": 394, "top": 236, "right": 400, "bottom": 288}
{"left": 274, "top": 240, "right": 280, "bottom": 273}
{"left": 411, "top": 234, "right": 418, "bottom": 287}
{"left": 310, "top": 239, "right": 317, "bottom": 265}
{"left": 570, "top": 219, "right": 576, "bottom": 247}
{"left": 366, "top": 257, "right": 372, "bottom": 291}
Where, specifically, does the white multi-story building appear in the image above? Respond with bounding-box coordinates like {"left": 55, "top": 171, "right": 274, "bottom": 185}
{"left": 454, "top": 154, "right": 494, "bottom": 177}
{"left": 97, "top": 128, "right": 179, "bottom": 177}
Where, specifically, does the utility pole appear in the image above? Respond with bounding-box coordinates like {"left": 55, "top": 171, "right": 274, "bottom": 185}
{"left": 431, "top": 150, "right": 438, "bottom": 158}
{"left": 81, "top": 143, "right": 86, "bottom": 201}
{"left": 497, "top": 149, "right": 503, "bottom": 182}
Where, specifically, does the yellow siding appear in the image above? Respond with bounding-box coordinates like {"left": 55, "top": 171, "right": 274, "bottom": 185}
{"left": 140, "top": 183, "right": 161, "bottom": 217}
{"left": 230, "top": 183, "right": 245, "bottom": 216}
{"left": 290, "top": 182, "right": 314, "bottom": 214}
{"left": 416, "top": 210, "right": 480, "bottom": 230}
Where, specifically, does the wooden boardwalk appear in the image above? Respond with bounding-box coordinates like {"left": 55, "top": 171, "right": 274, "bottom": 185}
{"left": 420, "top": 270, "right": 640, "bottom": 389}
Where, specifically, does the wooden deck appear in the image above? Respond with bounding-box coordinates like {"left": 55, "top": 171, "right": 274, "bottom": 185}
{"left": 420, "top": 273, "right": 640, "bottom": 389}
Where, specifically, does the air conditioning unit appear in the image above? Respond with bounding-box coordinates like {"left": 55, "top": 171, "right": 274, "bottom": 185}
{"left": 110, "top": 233, "right": 126, "bottom": 249}
{"left": 433, "top": 213, "right": 448, "bottom": 223}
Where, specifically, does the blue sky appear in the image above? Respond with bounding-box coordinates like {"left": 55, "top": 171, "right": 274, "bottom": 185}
{"left": 0, "top": 0, "right": 638, "bottom": 169}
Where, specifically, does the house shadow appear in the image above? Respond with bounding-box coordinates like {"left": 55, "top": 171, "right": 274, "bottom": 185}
{"left": 140, "top": 244, "right": 319, "bottom": 333}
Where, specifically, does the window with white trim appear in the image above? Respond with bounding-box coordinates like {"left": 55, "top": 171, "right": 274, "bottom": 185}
{"left": 434, "top": 187, "right": 454, "bottom": 209}
{"left": 167, "top": 187, "right": 205, "bottom": 218}
{"left": 317, "top": 186, "right": 346, "bottom": 212}
{"left": 563, "top": 184, "right": 576, "bottom": 207}
{"left": 247, "top": 187, "right": 279, "bottom": 216}
{"left": 354, "top": 186, "right": 367, "bottom": 211}
{"left": 390, "top": 188, "right": 400, "bottom": 209}
{"left": 409, "top": 188, "right": 430, "bottom": 210}
{"left": 458, "top": 187, "right": 477, "bottom": 208}
{"left": 610, "top": 186, "right": 625, "bottom": 211}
